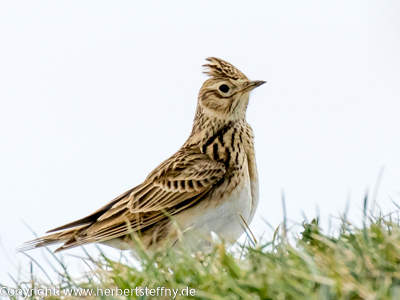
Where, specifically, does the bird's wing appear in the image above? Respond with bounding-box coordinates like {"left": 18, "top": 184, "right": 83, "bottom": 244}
{"left": 43, "top": 148, "right": 226, "bottom": 250}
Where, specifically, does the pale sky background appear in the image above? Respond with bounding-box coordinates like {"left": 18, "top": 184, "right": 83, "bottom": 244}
{"left": 1, "top": 1, "right": 400, "bottom": 285}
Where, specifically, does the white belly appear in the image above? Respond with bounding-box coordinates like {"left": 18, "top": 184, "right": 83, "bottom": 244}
{"left": 193, "top": 185, "right": 251, "bottom": 242}
{"left": 176, "top": 167, "right": 253, "bottom": 245}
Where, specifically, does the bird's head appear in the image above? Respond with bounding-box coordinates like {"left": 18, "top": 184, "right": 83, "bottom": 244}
{"left": 197, "top": 57, "right": 266, "bottom": 121}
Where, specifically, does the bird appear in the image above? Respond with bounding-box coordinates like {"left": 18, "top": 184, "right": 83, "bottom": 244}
{"left": 19, "top": 57, "right": 266, "bottom": 254}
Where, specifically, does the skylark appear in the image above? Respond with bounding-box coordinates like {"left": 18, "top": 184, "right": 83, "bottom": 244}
{"left": 20, "top": 57, "right": 266, "bottom": 253}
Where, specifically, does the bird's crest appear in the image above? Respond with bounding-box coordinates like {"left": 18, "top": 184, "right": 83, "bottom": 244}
{"left": 203, "top": 57, "right": 248, "bottom": 81}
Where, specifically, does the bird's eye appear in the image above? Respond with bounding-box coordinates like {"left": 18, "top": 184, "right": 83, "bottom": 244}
{"left": 219, "top": 84, "right": 230, "bottom": 93}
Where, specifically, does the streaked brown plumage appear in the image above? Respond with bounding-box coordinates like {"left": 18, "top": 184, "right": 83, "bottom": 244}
{"left": 19, "top": 57, "right": 266, "bottom": 253}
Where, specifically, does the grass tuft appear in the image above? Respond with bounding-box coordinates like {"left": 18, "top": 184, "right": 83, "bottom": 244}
{"left": 3, "top": 209, "right": 400, "bottom": 299}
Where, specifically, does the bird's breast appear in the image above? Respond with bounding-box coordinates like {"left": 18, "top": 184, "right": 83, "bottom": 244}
{"left": 199, "top": 122, "right": 253, "bottom": 170}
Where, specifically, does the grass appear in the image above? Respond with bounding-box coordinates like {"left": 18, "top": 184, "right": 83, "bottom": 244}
{"left": 3, "top": 201, "right": 400, "bottom": 299}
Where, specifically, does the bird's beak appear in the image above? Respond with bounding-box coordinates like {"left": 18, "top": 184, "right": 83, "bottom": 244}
{"left": 249, "top": 80, "right": 267, "bottom": 90}
{"left": 239, "top": 80, "right": 266, "bottom": 93}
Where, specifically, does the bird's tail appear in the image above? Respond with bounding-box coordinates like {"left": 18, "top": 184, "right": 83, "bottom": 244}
{"left": 17, "top": 225, "right": 88, "bottom": 253}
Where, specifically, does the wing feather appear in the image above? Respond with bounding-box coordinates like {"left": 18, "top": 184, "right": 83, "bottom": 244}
{"left": 23, "top": 148, "right": 226, "bottom": 252}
